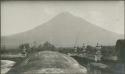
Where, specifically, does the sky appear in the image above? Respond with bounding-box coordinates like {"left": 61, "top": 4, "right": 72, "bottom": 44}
{"left": 1, "top": 1, "right": 124, "bottom": 36}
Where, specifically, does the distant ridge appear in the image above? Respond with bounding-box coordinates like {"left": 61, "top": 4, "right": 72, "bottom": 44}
{"left": 1, "top": 12, "right": 124, "bottom": 48}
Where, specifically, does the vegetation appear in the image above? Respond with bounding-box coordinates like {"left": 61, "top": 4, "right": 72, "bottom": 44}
{"left": 1, "top": 41, "right": 119, "bottom": 62}
{"left": 115, "top": 39, "right": 125, "bottom": 62}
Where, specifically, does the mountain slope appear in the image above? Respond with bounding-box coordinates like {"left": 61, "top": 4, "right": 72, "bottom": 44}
{"left": 1, "top": 12, "right": 124, "bottom": 48}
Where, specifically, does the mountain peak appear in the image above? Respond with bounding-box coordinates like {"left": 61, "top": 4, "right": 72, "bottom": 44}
{"left": 58, "top": 12, "right": 73, "bottom": 15}
{"left": 56, "top": 12, "right": 75, "bottom": 18}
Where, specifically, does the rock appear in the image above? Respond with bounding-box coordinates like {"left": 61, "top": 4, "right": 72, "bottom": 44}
{"left": 1, "top": 60, "right": 16, "bottom": 74}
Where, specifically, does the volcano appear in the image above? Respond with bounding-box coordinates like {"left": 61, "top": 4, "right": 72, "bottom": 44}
{"left": 1, "top": 12, "right": 123, "bottom": 48}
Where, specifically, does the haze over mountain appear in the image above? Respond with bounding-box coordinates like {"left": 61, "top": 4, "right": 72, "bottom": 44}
{"left": 1, "top": 12, "right": 124, "bottom": 48}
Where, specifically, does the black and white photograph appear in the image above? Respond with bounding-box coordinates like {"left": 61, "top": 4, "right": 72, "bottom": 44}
{"left": 1, "top": 1, "right": 125, "bottom": 74}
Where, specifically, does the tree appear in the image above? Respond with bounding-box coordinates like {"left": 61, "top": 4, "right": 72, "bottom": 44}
{"left": 42, "top": 41, "right": 56, "bottom": 51}
{"left": 115, "top": 39, "right": 125, "bottom": 63}
{"left": 19, "top": 43, "right": 30, "bottom": 55}
{"left": 19, "top": 43, "right": 30, "bottom": 49}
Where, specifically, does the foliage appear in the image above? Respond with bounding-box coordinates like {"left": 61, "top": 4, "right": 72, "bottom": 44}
{"left": 101, "top": 46, "right": 115, "bottom": 56}
{"left": 115, "top": 39, "right": 125, "bottom": 62}
{"left": 1, "top": 47, "right": 20, "bottom": 54}
{"left": 19, "top": 43, "right": 30, "bottom": 49}
{"left": 42, "top": 41, "right": 56, "bottom": 51}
